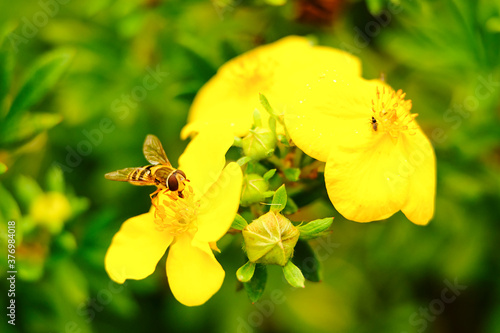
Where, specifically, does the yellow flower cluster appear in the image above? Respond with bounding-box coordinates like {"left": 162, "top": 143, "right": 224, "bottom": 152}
{"left": 105, "top": 35, "right": 436, "bottom": 307}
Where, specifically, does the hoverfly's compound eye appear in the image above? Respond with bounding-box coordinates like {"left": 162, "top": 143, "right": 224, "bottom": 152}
{"left": 167, "top": 174, "right": 179, "bottom": 191}
{"left": 177, "top": 170, "right": 186, "bottom": 179}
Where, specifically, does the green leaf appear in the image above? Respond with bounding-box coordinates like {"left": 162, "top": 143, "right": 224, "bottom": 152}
{"left": 13, "top": 175, "right": 43, "bottom": 210}
{"left": 292, "top": 240, "right": 321, "bottom": 282}
{"left": 263, "top": 169, "right": 276, "bottom": 181}
{"left": 0, "top": 162, "right": 7, "bottom": 175}
{"left": 46, "top": 164, "right": 66, "bottom": 193}
{"left": 243, "top": 263, "right": 267, "bottom": 303}
{"left": 283, "top": 260, "right": 305, "bottom": 288}
{"left": 283, "top": 196, "right": 298, "bottom": 215}
{"left": 236, "top": 261, "right": 256, "bottom": 282}
{"left": 0, "top": 112, "right": 62, "bottom": 147}
{"left": 284, "top": 168, "right": 301, "bottom": 181}
{"left": 231, "top": 214, "right": 248, "bottom": 230}
{"left": 0, "top": 182, "right": 21, "bottom": 223}
{"left": 253, "top": 108, "right": 262, "bottom": 128}
{"left": 7, "top": 48, "right": 75, "bottom": 121}
{"left": 236, "top": 156, "right": 252, "bottom": 167}
{"left": 270, "top": 184, "right": 287, "bottom": 213}
{"left": 0, "top": 23, "right": 15, "bottom": 113}
{"left": 298, "top": 217, "right": 334, "bottom": 241}
{"left": 259, "top": 93, "right": 278, "bottom": 118}
{"left": 366, "top": 0, "right": 386, "bottom": 15}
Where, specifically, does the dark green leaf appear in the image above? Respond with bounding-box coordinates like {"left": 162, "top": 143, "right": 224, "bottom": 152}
{"left": 7, "top": 48, "right": 75, "bottom": 121}
{"left": 283, "top": 196, "right": 298, "bottom": 215}
{"left": 0, "top": 112, "right": 62, "bottom": 147}
{"left": 292, "top": 240, "right": 321, "bottom": 282}
{"left": 243, "top": 263, "right": 267, "bottom": 303}
{"left": 270, "top": 184, "right": 287, "bottom": 213}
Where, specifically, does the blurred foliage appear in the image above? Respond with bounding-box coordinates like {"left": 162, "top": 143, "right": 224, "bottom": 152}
{"left": 0, "top": 0, "right": 499, "bottom": 332}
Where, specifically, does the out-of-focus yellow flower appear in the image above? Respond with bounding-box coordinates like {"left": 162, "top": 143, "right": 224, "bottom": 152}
{"left": 105, "top": 130, "right": 243, "bottom": 306}
{"left": 181, "top": 36, "right": 361, "bottom": 139}
{"left": 30, "top": 192, "right": 71, "bottom": 233}
{"left": 285, "top": 74, "right": 436, "bottom": 225}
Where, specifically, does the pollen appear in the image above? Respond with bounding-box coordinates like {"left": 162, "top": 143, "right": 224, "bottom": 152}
{"left": 371, "top": 86, "right": 418, "bottom": 138}
{"left": 154, "top": 185, "right": 200, "bottom": 235}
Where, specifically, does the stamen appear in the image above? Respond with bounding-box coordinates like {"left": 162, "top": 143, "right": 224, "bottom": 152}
{"left": 153, "top": 185, "right": 199, "bottom": 235}
{"left": 370, "top": 85, "right": 418, "bottom": 138}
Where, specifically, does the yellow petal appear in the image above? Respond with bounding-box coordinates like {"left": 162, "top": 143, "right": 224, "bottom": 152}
{"left": 325, "top": 132, "right": 411, "bottom": 222}
{"left": 166, "top": 233, "right": 225, "bottom": 306}
{"left": 400, "top": 129, "right": 436, "bottom": 225}
{"left": 105, "top": 212, "right": 173, "bottom": 283}
{"left": 195, "top": 162, "right": 243, "bottom": 243}
{"left": 178, "top": 126, "right": 234, "bottom": 196}
{"left": 183, "top": 36, "right": 361, "bottom": 139}
{"left": 285, "top": 76, "right": 375, "bottom": 161}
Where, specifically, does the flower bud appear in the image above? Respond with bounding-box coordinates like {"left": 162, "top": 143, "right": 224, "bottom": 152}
{"left": 240, "top": 173, "right": 269, "bottom": 207}
{"left": 242, "top": 211, "right": 300, "bottom": 266}
{"left": 242, "top": 127, "right": 276, "bottom": 161}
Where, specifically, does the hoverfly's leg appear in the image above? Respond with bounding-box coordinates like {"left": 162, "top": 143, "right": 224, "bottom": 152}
{"left": 178, "top": 191, "right": 184, "bottom": 199}
{"left": 150, "top": 188, "right": 162, "bottom": 213}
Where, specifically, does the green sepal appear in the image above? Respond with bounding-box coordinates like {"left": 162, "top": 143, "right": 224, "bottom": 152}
{"left": 292, "top": 240, "right": 321, "bottom": 282}
{"left": 231, "top": 214, "right": 248, "bottom": 230}
{"left": 298, "top": 217, "right": 334, "bottom": 240}
{"left": 270, "top": 184, "right": 287, "bottom": 213}
{"left": 259, "top": 93, "right": 278, "bottom": 118}
{"left": 263, "top": 169, "right": 276, "bottom": 180}
{"left": 237, "top": 261, "right": 256, "bottom": 283}
{"left": 283, "top": 260, "right": 305, "bottom": 288}
{"left": 243, "top": 263, "right": 267, "bottom": 303}
{"left": 237, "top": 156, "right": 252, "bottom": 167}
{"left": 253, "top": 108, "right": 262, "bottom": 127}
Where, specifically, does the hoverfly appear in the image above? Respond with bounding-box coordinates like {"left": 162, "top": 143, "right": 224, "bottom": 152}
{"left": 105, "top": 135, "right": 188, "bottom": 205}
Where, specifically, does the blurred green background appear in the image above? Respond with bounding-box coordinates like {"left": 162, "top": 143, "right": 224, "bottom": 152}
{"left": 1, "top": 0, "right": 499, "bottom": 332}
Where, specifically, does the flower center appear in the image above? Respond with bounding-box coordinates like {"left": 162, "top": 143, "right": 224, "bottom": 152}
{"left": 153, "top": 185, "right": 200, "bottom": 236}
{"left": 371, "top": 86, "right": 418, "bottom": 138}
{"left": 226, "top": 54, "right": 276, "bottom": 95}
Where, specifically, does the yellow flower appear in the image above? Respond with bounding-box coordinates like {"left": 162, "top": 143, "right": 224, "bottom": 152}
{"left": 30, "top": 192, "right": 71, "bottom": 233}
{"left": 105, "top": 130, "right": 243, "bottom": 306}
{"left": 181, "top": 36, "right": 361, "bottom": 139}
{"left": 285, "top": 74, "right": 436, "bottom": 225}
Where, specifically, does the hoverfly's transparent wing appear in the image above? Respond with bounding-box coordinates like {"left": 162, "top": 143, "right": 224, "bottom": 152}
{"left": 143, "top": 134, "right": 171, "bottom": 166}
{"left": 105, "top": 167, "right": 155, "bottom": 186}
